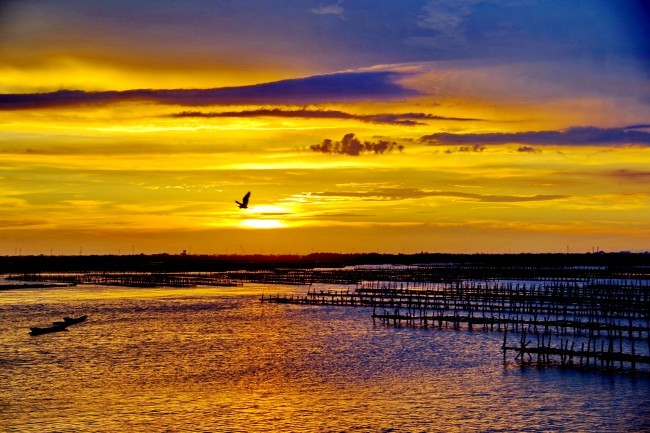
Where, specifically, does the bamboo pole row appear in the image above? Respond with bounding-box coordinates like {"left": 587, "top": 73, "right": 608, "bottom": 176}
{"left": 262, "top": 279, "right": 649, "bottom": 373}
{"left": 7, "top": 268, "right": 649, "bottom": 372}
{"left": 7, "top": 271, "right": 242, "bottom": 288}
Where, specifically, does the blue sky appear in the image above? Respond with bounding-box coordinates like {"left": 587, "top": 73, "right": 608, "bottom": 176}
{"left": 2, "top": 0, "right": 648, "bottom": 73}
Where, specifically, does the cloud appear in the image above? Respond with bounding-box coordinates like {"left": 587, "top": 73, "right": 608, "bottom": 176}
{"left": 0, "top": 219, "right": 48, "bottom": 228}
{"left": 311, "top": 1, "right": 344, "bottom": 18}
{"left": 420, "top": 126, "right": 650, "bottom": 146}
{"left": 408, "top": 0, "right": 649, "bottom": 65}
{"left": 169, "top": 108, "right": 480, "bottom": 126}
{"left": 517, "top": 146, "right": 541, "bottom": 153}
{"left": 310, "top": 133, "right": 404, "bottom": 156}
{"left": 311, "top": 188, "right": 567, "bottom": 203}
{"left": 444, "top": 143, "right": 485, "bottom": 154}
{"left": 410, "top": 0, "right": 478, "bottom": 52}
{"left": 295, "top": 211, "right": 377, "bottom": 221}
{"left": 0, "top": 71, "right": 418, "bottom": 110}
{"left": 607, "top": 169, "right": 650, "bottom": 182}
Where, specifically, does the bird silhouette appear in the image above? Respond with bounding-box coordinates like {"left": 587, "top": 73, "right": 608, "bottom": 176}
{"left": 236, "top": 191, "right": 251, "bottom": 209}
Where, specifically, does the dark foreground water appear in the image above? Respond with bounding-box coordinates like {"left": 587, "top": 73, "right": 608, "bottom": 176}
{"left": 1, "top": 283, "right": 648, "bottom": 432}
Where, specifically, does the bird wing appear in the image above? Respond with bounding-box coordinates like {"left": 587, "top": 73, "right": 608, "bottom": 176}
{"left": 242, "top": 191, "right": 251, "bottom": 206}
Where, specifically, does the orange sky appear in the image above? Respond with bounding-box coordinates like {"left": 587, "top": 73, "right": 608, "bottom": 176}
{"left": 1, "top": 1, "right": 649, "bottom": 255}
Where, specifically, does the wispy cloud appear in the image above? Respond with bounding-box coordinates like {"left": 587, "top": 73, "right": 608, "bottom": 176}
{"left": 420, "top": 126, "right": 650, "bottom": 146}
{"left": 169, "top": 108, "right": 479, "bottom": 126}
{"left": 0, "top": 71, "right": 417, "bottom": 110}
{"left": 310, "top": 188, "right": 568, "bottom": 203}
{"left": 606, "top": 169, "right": 650, "bottom": 182}
{"left": 0, "top": 219, "right": 48, "bottom": 228}
{"left": 311, "top": 1, "right": 344, "bottom": 19}
{"left": 409, "top": 0, "right": 477, "bottom": 52}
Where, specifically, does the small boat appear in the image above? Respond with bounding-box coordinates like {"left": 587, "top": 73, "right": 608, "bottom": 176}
{"left": 53, "top": 315, "right": 87, "bottom": 326}
{"left": 62, "top": 315, "right": 87, "bottom": 325}
{"left": 31, "top": 315, "right": 88, "bottom": 336}
{"left": 29, "top": 324, "right": 69, "bottom": 336}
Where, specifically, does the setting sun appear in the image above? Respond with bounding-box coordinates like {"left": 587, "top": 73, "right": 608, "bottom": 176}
{"left": 240, "top": 219, "right": 286, "bottom": 229}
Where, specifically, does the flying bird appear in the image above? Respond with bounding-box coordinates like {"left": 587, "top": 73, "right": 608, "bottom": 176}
{"left": 236, "top": 191, "right": 251, "bottom": 209}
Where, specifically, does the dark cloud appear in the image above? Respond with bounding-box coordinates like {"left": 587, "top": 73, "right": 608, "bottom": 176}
{"left": 0, "top": 71, "right": 417, "bottom": 110}
{"left": 314, "top": 188, "right": 567, "bottom": 203}
{"left": 170, "top": 108, "right": 479, "bottom": 126}
{"left": 445, "top": 144, "right": 486, "bottom": 154}
{"left": 310, "top": 133, "right": 404, "bottom": 156}
{"left": 607, "top": 169, "right": 650, "bottom": 181}
{"left": 517, "top": 146, "right": 541, "bottom": 153}
{"left": 420, "top": 126, "right": 650, "bottom": 146}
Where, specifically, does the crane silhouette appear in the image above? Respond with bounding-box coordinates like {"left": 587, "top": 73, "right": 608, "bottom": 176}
{"left": 236, "top": 191, "right": 251, "bottom": 209}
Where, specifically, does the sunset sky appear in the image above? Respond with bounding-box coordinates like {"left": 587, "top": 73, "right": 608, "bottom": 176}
{"left": 1, "top": 0, "right": 649, "bottom": 255}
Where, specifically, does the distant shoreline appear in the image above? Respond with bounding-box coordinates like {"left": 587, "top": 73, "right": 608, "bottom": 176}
{"left": 0, "top": 282, "right": 76, "bottom": 290}
{"left": 1, "top": 251, "right": 648, "bottom": 273}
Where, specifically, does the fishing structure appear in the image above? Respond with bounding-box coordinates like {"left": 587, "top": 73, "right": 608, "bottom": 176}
{"left": 261, "top": 272, "right": 650, "bottom": 374}
{"left": 9, "top": 262, "right": 650, "bottom": 373}
{"left": 9, "top": 271, "right": 241, "bottom": 288}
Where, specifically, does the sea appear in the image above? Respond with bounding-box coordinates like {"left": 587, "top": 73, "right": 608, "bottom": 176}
{"left": 1, "top": 280, "right": 648, "bottom": 432}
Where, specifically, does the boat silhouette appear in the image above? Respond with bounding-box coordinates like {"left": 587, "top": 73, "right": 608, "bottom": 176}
{"left": 30, "top": 315, "right": 87, "bottom": 336}
{"left": 29, "top": 324, "right": 69, "bottom": 336}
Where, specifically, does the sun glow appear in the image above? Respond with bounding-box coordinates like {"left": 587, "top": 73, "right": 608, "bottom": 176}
{"left": 236, "top": 204, "right": 293, "bottom": 229}
{"left": 247, "top": 204, "right": 289, "bottom": 214}
{"left": 240, "top": 219, "right": 285, "bottom": 229}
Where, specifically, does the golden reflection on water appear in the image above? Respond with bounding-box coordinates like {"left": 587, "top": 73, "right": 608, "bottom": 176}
{"left": 1, "top": 283, "right": 649, "bottom": 432}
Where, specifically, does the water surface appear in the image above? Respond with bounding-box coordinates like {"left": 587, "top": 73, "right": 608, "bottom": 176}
{"left": 1, "top": 283, "right": 648, "bottom": 432}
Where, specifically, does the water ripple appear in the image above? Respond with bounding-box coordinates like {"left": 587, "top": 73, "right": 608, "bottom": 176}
{"left": 1, "top": 284, "right": 648, "bottom": 432}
